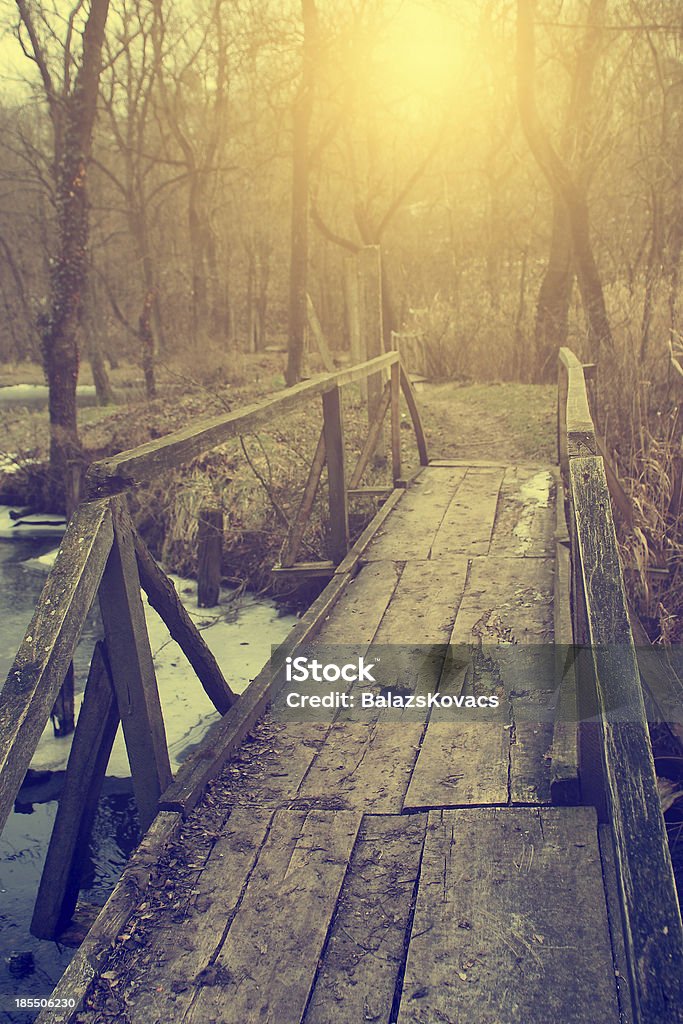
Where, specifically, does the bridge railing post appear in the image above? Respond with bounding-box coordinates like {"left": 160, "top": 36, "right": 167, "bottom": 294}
{"left": 390, "top": 334, "right": 402, "bottom": 484}
{"left": 322, "top": 384, "right": 349, "bottom": 563}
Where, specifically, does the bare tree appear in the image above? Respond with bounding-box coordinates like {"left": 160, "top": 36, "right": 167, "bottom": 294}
{"left": 15, "top": 0, "right": 111, "bottom": 510}
{"left": 286, "top": 0, "right": 318, "bottom": 385}
{"left": 516, "top": 0, "right": 614, "bottom": 370}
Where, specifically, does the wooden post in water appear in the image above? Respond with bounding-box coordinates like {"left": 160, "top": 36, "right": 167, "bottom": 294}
{"left": 197, "top": 507, "right": 223, "bottom": 608}
{"left": 51, "top": 662, "right": 75, "bottom": 737}
{"left": 322, "top": 386, "right": 349, "bottom": 563}
{"left": 358, "top": 246, "right": 384, "bottom": 459}
{"left": 32, "top": 642, "right": 119, "bottom": 939}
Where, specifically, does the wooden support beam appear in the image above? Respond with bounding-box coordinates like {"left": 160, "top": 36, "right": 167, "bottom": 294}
{"left": 348, "top": 381, "right": 391, "bottom": 489}
{"left": 280, "top": 427, "right": 326, "bottom": 568}
{"left": 322, "top": 386, "right": 349, "bottom": 563}
{"left": 31, "top": 642, "right": 120, "bottom": 940}
{"left": 595, "top": 436, "right": 634, "bottom": 530}
{"left": 99, "top": 497, "right": 172, "bottom": 831}
{"left": 133, "top": 531, "right": 236, "bottom": 714}
{"left": 271, "top": 561, "right": 336, "bottom": 578}
{"left": 197, "top": 507, "right": 223, "bottom": 608}
{"left": 399, "top": 365, "right": 429, "bottom": 466}
{"left": 0, "top": 499, "right": 113, "bottom": 832}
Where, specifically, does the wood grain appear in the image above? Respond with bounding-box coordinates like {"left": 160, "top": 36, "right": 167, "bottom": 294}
{"left": 397, "top": 807, "right": 620, "bottom": 1024}
{"left": 185, "top": 810, "right": 361, "bottom": 1024}
{"left": 99, "top": 497, "right": 172, "bottom": 830}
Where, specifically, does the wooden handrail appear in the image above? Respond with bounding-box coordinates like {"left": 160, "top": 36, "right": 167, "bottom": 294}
{"left": 86, "top": 352, "right": 400, "bottom": 494}
{"left": 558, "top": 349, "right": 683, "bottom": 1024}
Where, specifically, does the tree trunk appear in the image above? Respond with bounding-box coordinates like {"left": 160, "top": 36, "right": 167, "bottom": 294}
{"left": 139, "top": 291, "right": 156, "bottom": 399}
{"left": 23, "top": 0, "right": 111, "bottom": 513}
{"left": 286, "top": 0, "right": 317, "bottom": 386}
{"left": 535, "top": 200, "right": 573, "bottom": 380}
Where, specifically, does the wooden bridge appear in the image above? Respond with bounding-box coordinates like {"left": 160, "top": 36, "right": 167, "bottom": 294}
{"left": 0, "top": 348, "right": 682, "bottom": 1024}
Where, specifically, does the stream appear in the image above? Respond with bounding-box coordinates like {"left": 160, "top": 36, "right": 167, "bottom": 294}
{"left": 0, "top": 523, "right": 296, "bottom": 1022}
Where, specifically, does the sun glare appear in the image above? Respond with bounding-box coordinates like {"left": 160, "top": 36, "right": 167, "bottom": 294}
{"left": 376, "top": 3, "right": 464, "bottom": 105}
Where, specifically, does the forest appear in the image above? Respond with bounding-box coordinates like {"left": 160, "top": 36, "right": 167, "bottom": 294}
{"left": 0, "top": 0, "right": 681, "bottom": 639}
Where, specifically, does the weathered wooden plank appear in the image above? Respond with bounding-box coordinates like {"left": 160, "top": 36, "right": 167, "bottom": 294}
{"left": 185, "top": 810, "right": 361, "bottom": 1024}
{"left": 299, "top": 559, "right": 467, "bottom": 813}
{"left": 397, "top": 807, "right": 620, "bottom": 1024}
{"left": 364, "top": 468, "right": 467, "bottom": 561}
{"left": 403, "top": 657, "right": 511, "bottom": 810}
{"left": 0, "top": 498, "right": 113, "bottom": 831}
{"left": 304, "top": 814, "right": 428, "bottom": 1024}
{"left": 160, "top": 492, "right": 413, "bottom": 816}
{"left": 133, "top": 530, "right": 236, "bottom": 714}
{"left": 598, "top": 824, "right": 635, "bottom": 1024}
{"left": 31, "top": 642, "right": 120, "bottom": 940}
{"left": 196, "top": 506, "right": 222, "bottom": 608}
{"left": 316, "top": 559, "right": 402, "bottom": 644}
{"left": 430, "top": 466, "right": 505, "bottom": 558}
{"left": 406, "top": 555, "right": 555, "bottom": 810}
{"left": 450, "top": 555, "right": 554, "bottom": 646}
{"left": 570, "top": 455, "right": 683, "bottom": 1022}
{"left": 507, "top": 645, "right": 556, "bottom": 805}
{"left": 115, "top": 806, "right": 274, "bottom": 1023}
{"left": 85, "top": 352, "right": 398, "bottom": 494}
{"left": 35, "top": 811, "right": 182, "bottom": 1024}
{"left": 51, "top": 661, "right": 75, "bottom": 737}
{"left": 489, "top": 465, "right": 556, "bottom": 557}
{"left": 322, "top": 385, "right": 349, "bottom": 563}
{"left": 99, "top": 497, "right": 172, "bottom": 830}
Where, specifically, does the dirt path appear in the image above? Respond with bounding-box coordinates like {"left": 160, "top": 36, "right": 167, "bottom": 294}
{"left": 417, "top": 382, "right": 556, "bottom": 463}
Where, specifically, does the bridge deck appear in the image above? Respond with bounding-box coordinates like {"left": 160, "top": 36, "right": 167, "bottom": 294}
{"left": 59, "top": 463, "right": 627, "bottom": 1023}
